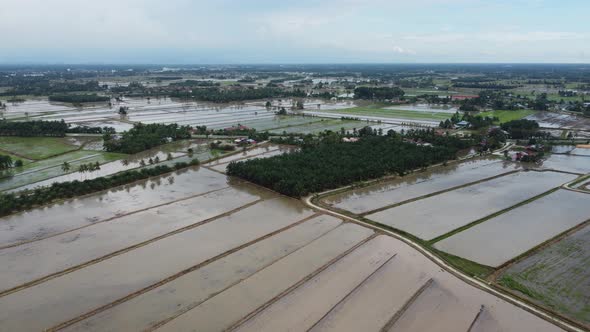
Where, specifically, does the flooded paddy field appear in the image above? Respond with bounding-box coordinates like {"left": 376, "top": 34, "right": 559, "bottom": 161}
{"left": 302, "top": 110, "right": 441, "bottom": 127}
{"left": 232, "top": 235, "right": 562, "bottom": 332}
{"left": 6, "top": 97, "right": 361, "bottom": 133}
{"left": 526, "top": 111, "right": 590, "bottom": 130}
{"left": 322, "top": 158, "right": 519, "bottom": 215}
{"left": 1, "top": 138, "right": 234, "bottom": 193}
{"left": 0, "top": 162, "right": 567, "bottom": 331}
{"left": 204, "top": 144, "right": 297, "bottom": 173}
{"left": 0, "top": 150, "right": 125, "bottom": 192}
{"left": 0, "top": 167, "right": 232, "bottom": 248}
{"left": 268, "top": 118, "right": 369, "bottom": 135}
{"left": 435, "top": 189, "right": 590, "bottom": 267}
{"left": 499, "top": 223, "right": 590, "bottom": 326}
{"left": 365, "top": 171, "right": 576, "bottom": 240}
{"left": 539, "top": 154, "right": 590, "bottom": 174}
{"left": 304, "top": 106, "right": 453, "bottom": 123}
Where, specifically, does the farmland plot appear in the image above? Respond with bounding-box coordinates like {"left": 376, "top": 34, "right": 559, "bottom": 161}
{"left": 499, "top": 223, "right": 590, "bottom": 325}
{"left": 0, "top": 197, "right": 315, "bottom": 331}
{"left": 0, "top": 167, "right": 233, "bottom": 248}
{"left": 322, "top": 158, "right": 518, "bottom": 215}
{"left": 0, "top": 156, "right": 568, "bottom": 331}
{"left": 540, "top": 154, "right": 590, "bottom": 174}
{"left": 365, "top": 171, "right": 577, "bottom": 240}
{"left": 435, "top": 189, "right": 590, "bottom": 266}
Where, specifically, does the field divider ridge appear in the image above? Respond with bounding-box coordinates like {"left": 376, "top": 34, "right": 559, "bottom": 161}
{"left": 0, "top": 197, "right": 263, "bottom": 298}
{"left": 0, "top": 186, "right": 231, "bottom": 250}
{"left": 48, "top": 211, "right": 324, "bottom": 331}
{"left": 379, "top": 278, "right": 434, "bottom": 332}
{"left": 358, "top": 169, "right": 520, "bottom": 217}
{"left": 305, "top": 253, "right": 399, "bottom": 332}
{"left": 222, "top": 232, "right": 380, "bottom": 332}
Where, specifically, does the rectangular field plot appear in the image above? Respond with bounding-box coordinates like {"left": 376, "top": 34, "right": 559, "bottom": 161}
{"left": 0, "top": 151, "right": 125, "bottom": 192}
{"left": 385, "top": 280, "right": 480, "bottom": 332}
{"left": 307, "top": 106, "right": 453, "bottom": 121}
{"left": 0, "top": 137, "right": 79, "bottom": 160}
{"left": 499, "top": 223, "right": 590, "bottom": 325}
{"left": 269, "top": 119, "right": 366, "bottom": 135}
{"left": 540, "top": 154, "right": 590, "bottom": 174}
{"left": 62, "top": 215, "right": 351, "bottom": 332}
{"left": 366, "top": 171, "right": 577, "bottom": 240}
{"left": 0, "top": 167, "right": 231, "bottom": 248}
{"left": 0, "top": 187, "right": 261, "bottom": 292}
{"left": 152, "top": 223, "right": 373, "bottom": 332}
{"left": 323, "top": 158, "right": 518, "bottom": 215}
{"left": 233, "top": 236, "right": 398, "bottom": 332}
{"left": 309, "top": 257, "right": 432, "bottom": 332}
{"left": 0, "top": 198, "right": 314, "bottom": 331}
{"left": 435, "top": 190, "right": 590, "bottom": 267}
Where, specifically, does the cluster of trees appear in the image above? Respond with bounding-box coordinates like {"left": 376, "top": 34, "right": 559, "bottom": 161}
{"left": 0, "top": 155, "right": 13, "bottom": 170}
{"left": 49, "top": 94, "right": 110, "bottom": 103}
{"left": 439, "top": 112, "right": 498, "bottom": 130}
{"left": 169, "top": 87, "right": 306, "bottom": 103}
{"left": 0, "top": 159, "right": 200, "bottom": 218}
{"left": 501, "top": 119, "right": 540, "bottom": 139}
{"left": 0, "top": 120, "right": 68, "bottom": 137}
{"left": 0, "top": 80, "right": 103, "bottom": 96}
{"left": 66, "top": 126, "right": 115, "bottom": 134}
{"left": 353, "top": 87, "right": 405, "bottom": 100}
{"left": 404, "top": 128, "right": 474, "bottom": 150}
{"left": 209, "top": 141, "right": 236, "bottom": 151}
{"left": 103, "top": 123, "right": 191, "bottom": 154}
{"left": 77, "top": 162, "right": 101, "bottom": 173}
{"left": 227, "top": 135, "right": 461, "bottom": 197}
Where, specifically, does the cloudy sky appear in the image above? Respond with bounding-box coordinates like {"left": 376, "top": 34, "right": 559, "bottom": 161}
{"left": 1, "top": 0, "right": 588, "bottom": 64}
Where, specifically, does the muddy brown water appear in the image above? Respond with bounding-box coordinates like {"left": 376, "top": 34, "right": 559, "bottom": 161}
{"left": 204, "top": 146, "right": 280, "bottom": 166}
{"left": 155, "top": 222, "right": 373, "bottom": 332}
{"left": 0, "top": 198, "right": 313, "bottom": 331}
{"left": 233, "top": 236, "right": 399, "bottom": 332}
{"left": 309, "top": 255, "right": 432, "bottom": 332}
{"left": 233, "top": 235, "right": 563, "bottom": 332}
{"left": 385, "top": 280, "right": 480, "bottom": 332}
{"left": 0, "top": 187, "right": 261, "bottom": 293}
{"left": 323, "top": 158, "right": 520, "bottom": 215}
{"left": 0, "top": 167, "right": 232, "bottom": 248}
{"left": 435, "top": 189, "right": 590, "bottom": 267}
{"left": 366, "top": 171, "right": 577, "bottom": 240}
{"left": 209, "top": 149, "right": 293, "bottom": 173}
{"left": 62, "top": 215, "right": 346, "bottom": 332}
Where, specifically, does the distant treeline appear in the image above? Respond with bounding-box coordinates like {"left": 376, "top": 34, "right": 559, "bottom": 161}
{"left": 49, "top": 94, "right": 110, "bottom": 103}
{"left": 103, "top": 123, "right": 191, "bottom": 154}
{"left": 0, "top": 80, "right": 104, "bottom": 96}
{"left": 169, "top": 87, "right": 306, "bottom": 103}
{"left": 353, "top": 87, "right": 405, "bottom": 100}
{"left": 0, "top": 160, "right": 199, "bottom": 218}
{"left": 227, "top": 135, "right": 460, "bottom": 197}
{"left": 0, "top": 120, "right": 68, "bottom": 137}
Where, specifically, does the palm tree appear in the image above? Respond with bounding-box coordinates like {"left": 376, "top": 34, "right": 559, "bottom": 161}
{"left": 61, "top": 162, "right": 71, "bottom": 172}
